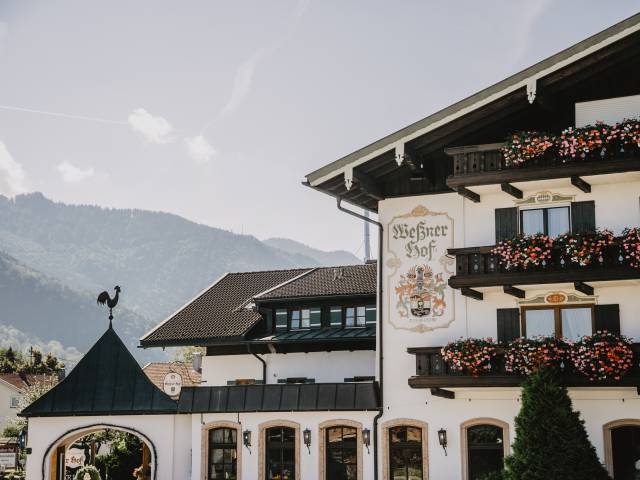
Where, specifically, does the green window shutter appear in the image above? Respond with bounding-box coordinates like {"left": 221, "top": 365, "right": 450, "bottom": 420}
{"left": 595, "top": 304, "right": 620, "bottom": 334}
{"left": 495, "top": 207, "right": 518, "bottom": 242}
{"left": 571, "top": 201, "right": 595, "bottom": 234}
{"left": 275, "top": 308, "right": 288, "bottom": 331}
{"left": 365, "top": 305, "right": 376, "bottom": 327}
{"left": 497, "top": 308, "right": 520, "bottom": 343}
{"left": 310, "top": 308, "right": 322, "bottom": 329}
{"left": 330, "top": 307, "right": 342, "bottom": 327}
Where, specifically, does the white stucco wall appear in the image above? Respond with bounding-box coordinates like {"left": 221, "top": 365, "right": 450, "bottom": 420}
{"left": 202, "top": 350, "right": 375, "bottom": 386}
{"left": 25, "top": 414, "right": 191, "bottom": 480}
{"left": 376, "top": 174, "right": 640, "bottom": 479}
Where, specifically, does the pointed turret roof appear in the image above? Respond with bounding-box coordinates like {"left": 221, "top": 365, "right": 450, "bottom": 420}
{"left": 21, "top": 327, "right": 177, "bottom": 417}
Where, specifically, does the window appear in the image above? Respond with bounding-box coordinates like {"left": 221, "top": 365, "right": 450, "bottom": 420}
{"left": 9, "top": 397, "right": 18, "bottom": 409}
{"left": 265, "top": 426, "right": 296, "bottom": 480}
{"left": 326, "top": 426, "right": 358, "bottom": 480}
{"left": 466, "top": 424, "right": 505, "bottom": 480}
{"left": 522, "top": 305, "right": 593, "bottom": 341}
{"left": 389, "top": 426, "right": 423, "bottom": 480}
{"left": 290, "top": 309, "right": 310, "bottom": 330}
{"left": 345, "top": 306, "right": 366, "bottom": 328}
{"left": 209, "top": 427, "right": 237, "bottom": 480}
{"left": 520, "top": 206, "right": 570, "bottom": 237}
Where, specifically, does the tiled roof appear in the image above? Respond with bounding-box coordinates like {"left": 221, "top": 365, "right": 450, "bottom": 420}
{"left": 256, "top": 263, "right": 376, "bottom": 300}
{"left": 0, "top": 373, "right": 57, "bottom": 391}
{"left": 21, "top": 327, "right": 176, "bottom": 417}
{"left": 177, "top": 382, "right": 380, "bottom": 413}
{"left": 143, "top": 362, "right": 201, "bottom": 398}
{"left": 140, "top": 269, "right": 310, "bottom": 347}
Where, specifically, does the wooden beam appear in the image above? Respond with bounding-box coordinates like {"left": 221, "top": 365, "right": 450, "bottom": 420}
{"left": 571, "top": 176, "right": 591, "bottom": 193}
{"left": 353, "top": 171, "right": 385, "bottom": 201}
{"left": 574, "top": 281, "right": 594, "bottom": 296}
{"left": 403, "top": 152, "right": 420, "bottom": 172}
{"left": 503, "top": 285, "right": 525, "bottom": 299}
{"left": 430, "top": 387, "right": 455, "bottom": 399}
{"left": 461, "top": 287, "right": 483, "bottom": 301}
{"left": 456, "top": 187, "right": 480, "bottom": 203}
{"left": 500, "top": 182, "right": 523, "bottom": 199}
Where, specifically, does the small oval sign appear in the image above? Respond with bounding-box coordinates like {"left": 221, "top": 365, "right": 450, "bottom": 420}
{"left": 163, "top": 372, "right": 183, "bottom": 396}
{"left": 546, "top": 293, "right": 567, "bottom": 304}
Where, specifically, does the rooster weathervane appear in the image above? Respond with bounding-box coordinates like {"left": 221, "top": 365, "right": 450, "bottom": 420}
{"left": 97, "top": 286, "right": 121, "bottom": 326}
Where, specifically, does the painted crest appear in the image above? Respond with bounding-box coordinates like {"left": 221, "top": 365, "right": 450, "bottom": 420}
{"left": 387, "top": 205, "right": 454, "bottom": 332}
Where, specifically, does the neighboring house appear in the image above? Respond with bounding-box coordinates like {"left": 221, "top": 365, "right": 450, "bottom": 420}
{"left": 0, "top": 375, "right": 24, "bottom": 431}
{"left": 142, "top": 362, "right": 201, "bottom": 398}
{"left": 19, "top": 12, "right": 640, "bottom": 480}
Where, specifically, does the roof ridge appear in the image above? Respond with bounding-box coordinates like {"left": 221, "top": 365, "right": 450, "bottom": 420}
{"left": 225, "top": 266, "right": 311, "bottom": 275}
{"left": 252, "top": 268, "right": 317, "bottom": 300}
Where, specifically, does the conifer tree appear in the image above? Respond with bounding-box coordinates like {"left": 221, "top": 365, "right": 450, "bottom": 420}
{"left": 504, "top": 367, "right": 609, "bottom": 480}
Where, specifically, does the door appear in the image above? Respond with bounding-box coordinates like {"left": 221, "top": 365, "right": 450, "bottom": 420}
{"left": 612, "top": 426, "right": 640, "bottom": 480}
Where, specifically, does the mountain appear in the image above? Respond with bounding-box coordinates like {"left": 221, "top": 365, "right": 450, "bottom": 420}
{"left": 0, "top": 250, "right": 153, "bottom": 364}
{"left": 0, "top": 193, "right": 360, "bottom": 360}
{"left": 264, "top": 238, "right": 361, "bottom": 266}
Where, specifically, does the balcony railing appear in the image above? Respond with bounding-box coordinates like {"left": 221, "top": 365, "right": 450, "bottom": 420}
{"left": 407, "top": 344, "right": 640, "bottom": 390}
{"left": 444, "top": 143, "right": 640, "bottom": 189}
{"left": 448, "top": 243, "right": 640, "bottom": 289}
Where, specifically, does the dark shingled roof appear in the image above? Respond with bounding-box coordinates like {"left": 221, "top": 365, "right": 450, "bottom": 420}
{"left": 21, "top": 327, "right": 177, "bottom": 417}
{"left": 255, "top": 263, "right": 376, "bottom": 300}
{"left": 140, "top": 268, "right": 310, "bottom": 347}
{"left": 177, "top": 382, "right": 380, "bottom": 413}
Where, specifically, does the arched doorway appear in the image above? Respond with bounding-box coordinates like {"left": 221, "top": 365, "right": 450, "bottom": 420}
{"left": 604, "top": 420, "right": 640, "bottom": 480}
{"left": 43, "top": 424, "right": 156, "bottom": 480}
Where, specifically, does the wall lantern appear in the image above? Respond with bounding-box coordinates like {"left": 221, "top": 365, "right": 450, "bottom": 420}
{"left": 243, "top": 430, "right": 252, "bottom": 451}
{"left": 17, "top": 428, "right": 28, "bottom": 450}
{"left": 362, "top": 428, "right": 371, "bottom": 454}
{"left": 437, "top": 428, "right": 448, "bottom": 456}
{"left": 303, "top": 428, "right": 312, "bottom": 453}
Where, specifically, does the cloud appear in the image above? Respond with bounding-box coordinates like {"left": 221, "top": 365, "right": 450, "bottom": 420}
{"left": 219, "top": 49, "right": 265, "bottom": 118}
{"left": 0, "top": 323, "right": 83, "bottom": 365}
{"left": 184, "top": 135, "right": 217, "bottom": 164}
{"left": 56, "top": 161, "right": 95, "bottom": 183}
{"left": 509, "top": 0, "right": 552, "bottom": 67}
{"left": 127, "top": 108, "right": 174, "bottom": 143}
{"left": 0, "top": 141, "right": 28, "bottom": 196}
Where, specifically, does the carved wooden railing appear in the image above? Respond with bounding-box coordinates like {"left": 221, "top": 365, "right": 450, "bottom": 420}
{"left": 407, "top": 344, "right": 640, "bottom": 389}
{"left": 444, "top": 143, "right": 640, "bottom": 189}
{"left": 447, "top": 243, "right": 640, "bottom": 289}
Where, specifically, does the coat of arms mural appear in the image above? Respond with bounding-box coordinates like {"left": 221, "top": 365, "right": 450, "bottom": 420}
{"left": 386, "top": 205, "right": 455, "bottom": 332}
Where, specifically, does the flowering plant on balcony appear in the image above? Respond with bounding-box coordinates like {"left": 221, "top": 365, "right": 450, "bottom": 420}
{"left": 556, "top": 229, "right": 615, "bottom": 267}
{"left": 621, "top": 227, "right": 640, "bottom": 269}
{"left": 492, "top": 234, "right": 554, "bottom": 270}
{"left": 557, "top": 122, "right": 610, "bottom": 161}
{"left": 570, "top": 331, "right": 634, "bottom": 381}
{"left": 502, "top": 131, "right": 556, "bottom": 167}
{"left": 505, "top": 336, "right": 569, "bottom": 375}
{"left": 441, "top": 338, "right": 497, "bottom": 376}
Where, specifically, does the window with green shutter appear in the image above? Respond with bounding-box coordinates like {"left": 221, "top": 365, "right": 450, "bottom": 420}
{"left": 330, "top": 307, "right": 343, "bottom": 327}
{"left": 365, "top": 305, "right": 376, "bottom": 327}
{"left": 275, "top": 309, "right": 288, "bottom": 331}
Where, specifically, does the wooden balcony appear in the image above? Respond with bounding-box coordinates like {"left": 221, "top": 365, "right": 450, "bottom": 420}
{"left": 444, "top": 143, "right": 640, "bottom": 194}
{"left": 407, "top": 345, "right": 640, "bottom": 393}
{"left": 448, "top": 244, "right": 640, "bottom": 291}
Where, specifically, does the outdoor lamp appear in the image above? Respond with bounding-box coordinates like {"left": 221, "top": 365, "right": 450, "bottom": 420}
{"left": 437, "top": 428, "right": 448, "bottom": 456}
{"left": 303, "top": 428, "right": 312, "bottom": 453}
{"left": 362, "top": 428, "right": 371, "bottom": 454}
{"left": 243, "top": 430, "right": 252, "bottom": 450}
{"left": 17, "top": 428, "right": 27, "bottom": 450}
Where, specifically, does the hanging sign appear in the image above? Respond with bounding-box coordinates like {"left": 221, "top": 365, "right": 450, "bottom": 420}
{"left": 387, "top": 205, "right": 455, "bottom": 332}
{"left": 65, "top": 448, "right": 85, "bottom": 469}
{"left": 163, "top": 372, "right": 183, "bottom": 396}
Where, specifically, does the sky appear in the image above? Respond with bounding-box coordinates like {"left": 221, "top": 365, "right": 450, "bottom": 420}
{"left": 0, "top": 1, "right": 638, "bottom": 255}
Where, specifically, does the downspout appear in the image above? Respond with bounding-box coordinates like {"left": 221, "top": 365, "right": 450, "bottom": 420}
{"left": 247, "top": 345, "right": 267, "bottom": 384}
{"left": 336, "top": 197, "right": 384, "bottom": 480}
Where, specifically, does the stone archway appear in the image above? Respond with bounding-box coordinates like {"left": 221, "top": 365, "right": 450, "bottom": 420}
{"left": 41, "top": 423, "right": 157, "bottom": 480}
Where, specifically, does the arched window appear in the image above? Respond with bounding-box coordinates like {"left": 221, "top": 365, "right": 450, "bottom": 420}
{"left": 389, "top": 425, "right": 424, "bottom": 480}
{"left": 326, "top": 426, "right": 358, "bottom": 480}
{"left": 603, "top": 419, "right": 640, "bottom": 478}
{"left": 462, "top": 420, "right": 508, "bottom": 480}
{"left": 265, "top": 426, "right": 296, "bottom": 480}
{"left": 209, "top": 427, "right": 238, "bottom": 480}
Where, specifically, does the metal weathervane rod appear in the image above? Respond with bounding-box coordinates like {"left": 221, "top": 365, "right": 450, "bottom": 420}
{"left": 97, "top": 286, "right": 121, "bottom": 327}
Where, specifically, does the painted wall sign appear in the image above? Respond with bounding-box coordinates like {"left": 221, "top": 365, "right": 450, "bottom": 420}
{"left": 163, "top": 372, "right": 183, "bottom": 396}
{"left": 0, "top": 451, "right": 16, "bottom": 469}
{"left": 65, "top": 447, "right": 85, "bottom": 469}
{"left": 386, "top": 205, "right": 455, "bottom": 332}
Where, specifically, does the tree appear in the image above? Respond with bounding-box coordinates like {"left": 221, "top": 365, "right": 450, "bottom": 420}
{"left": 504, "top": 367, "right": 609, "bottom": 480}
{"left": 172, "top": 345, "right": 204, "bottom": 363}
